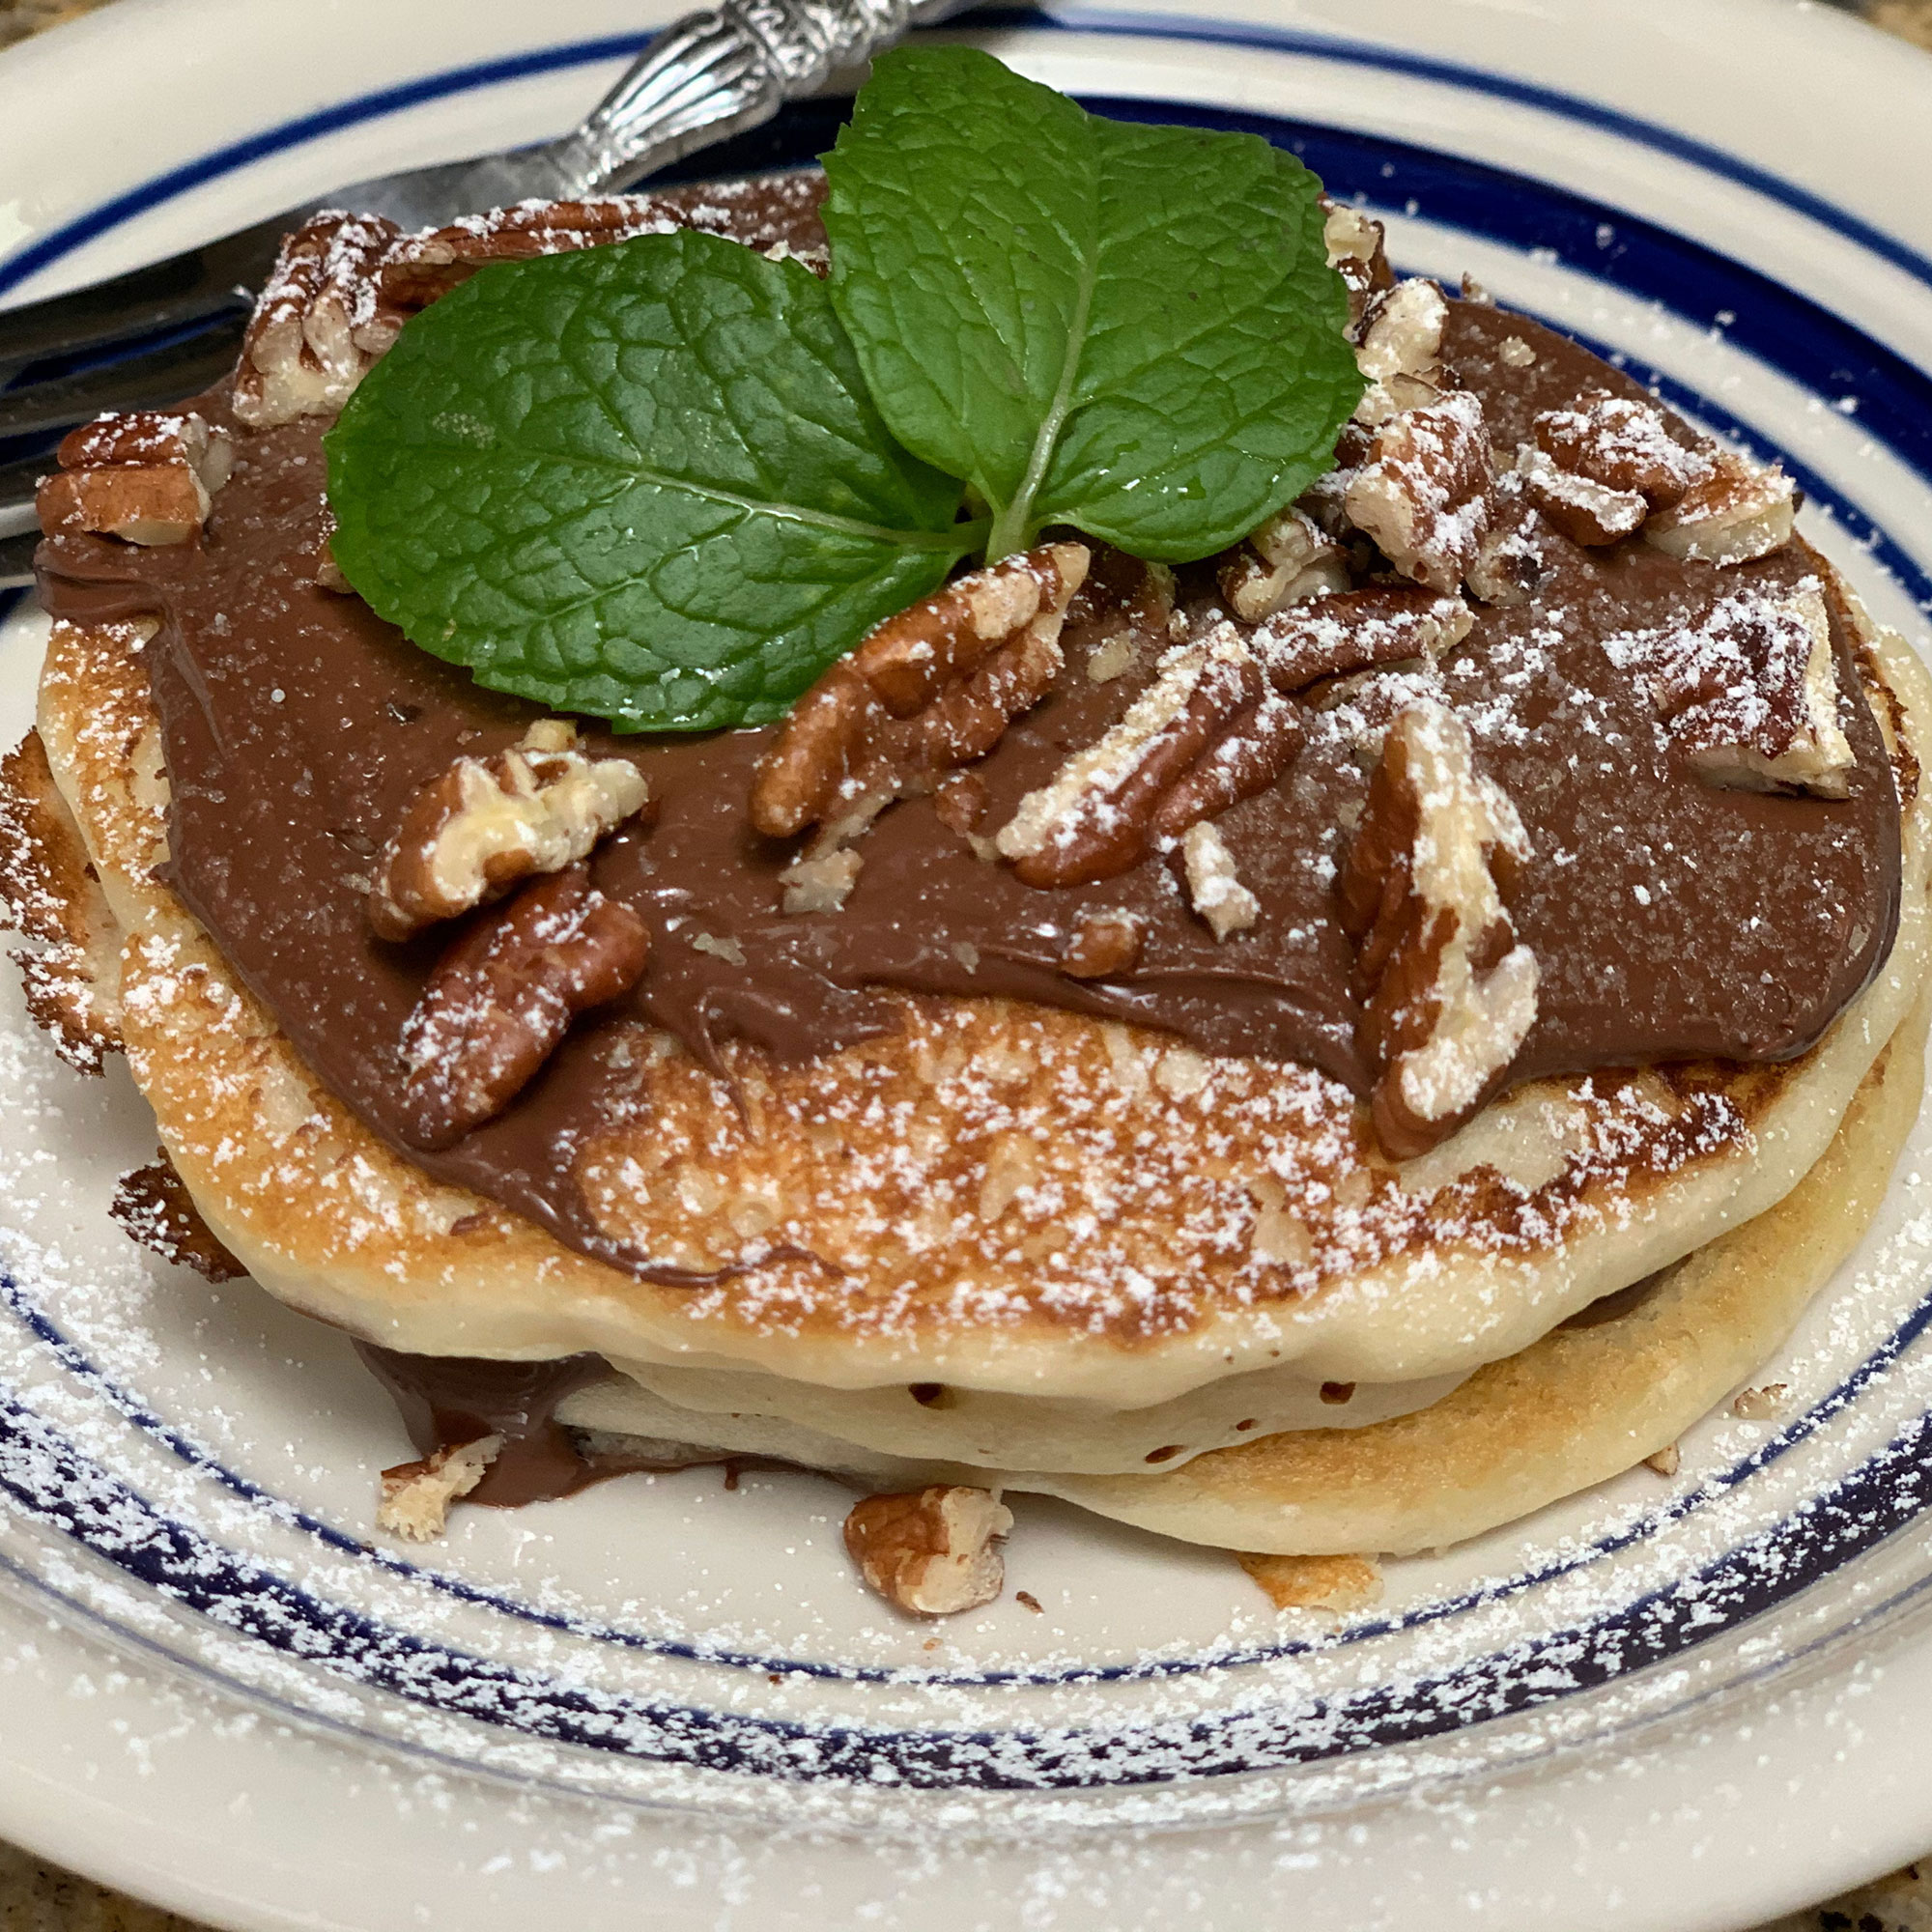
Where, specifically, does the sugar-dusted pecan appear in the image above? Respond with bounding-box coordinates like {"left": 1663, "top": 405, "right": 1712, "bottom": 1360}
{"left": 1531, "top": 390, "right": 1715, "bottom": 509}
{"left": 1338, "top": 700, "right": 1539, "bottom": 1158}
{"left": 1644, "top": 448, "right": 1796, "bottom": 566}
{"left": 399, "top": 865, "right": 650, "bottom": 1148}
{"left": 997, "top": 625, "right": 1266, "bottom": 887}
{"left": 37, "top": 410, "right": 233, "bottom": 547}
{"left": 1351, "top": 279, "right": 1448, "bottom": 427}
{"left": 996, "top": 588, "right": 1470, "bottom": 886}
{"left": 1217, "top": 505, "right": 1351, "bottom": 622}
{"left": 1180, "top": 820, "right": 1260, "bottom": 941}
{"left": 367, "top": 720, "right": 650, "bottom": 942}
{"left": 1321, "top": 196, "right": 1395, "bottom": 330}
{"left": 232, "top": 212, "right": 407, "bottom": 428}
{"left": 1464, "top": 470, "right": 1556, "bottom": 607}
{"left": 1513, "top": 443, "right": 1646, "bottom": 548}
{"left": 380, "top": 193, "right": 829, "bottom": 309}
{"left": 379, "top": 1435, "right": 503, "bottom": 1542}
{"left": 1062, "top": 908, "right": 1144, "bottom": 978}
{"left": 1253, "top": 584, "right": 1472, "bottom": 690}
{"left": 779, "top": 845, "right": 865, "bottom": 916}
{"left": 844, "top": 1485, "right": 1013, "bottom": 1616}
{"left": 749, "top": 543, "right": 1090, "bottom": 840}
{"left": 1602, "top": 578, "right": 1854, "bottom": 797}
{"left": 1345, "top": 391, "right": 1496, "bottom": 594}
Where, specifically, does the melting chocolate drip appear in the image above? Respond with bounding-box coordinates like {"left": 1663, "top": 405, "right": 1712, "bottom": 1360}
{"left": 355, "top": 1341, "right": 802, "bottom": 1507}
{"left": 355, "top": 1344, "right": 614, "bottom": 1505}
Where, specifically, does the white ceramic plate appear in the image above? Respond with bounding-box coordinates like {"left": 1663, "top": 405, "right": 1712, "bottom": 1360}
{"left": 4, "top": 3, "right": 1932, "bottom": 1926}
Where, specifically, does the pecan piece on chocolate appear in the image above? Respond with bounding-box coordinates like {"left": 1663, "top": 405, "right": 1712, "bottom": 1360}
{"left": 1512, "top": 442, "right": 1646, "bottom": 549}
{"left": 1644, "top": 449, "right": 1796, "bottom": 567}
{"left": 367, "top": 720, "right": 649, "bottom": 942}
{"left": 379, "top": 196, "right": 829, "bottom": 309}
{"left": 1345, "top": 391, "right": 1496, "bottom": 594}
{"left": 1180, "top": 821, "right": 1259, "bottom": 941}
{"left": 1217, "top": 505, "right": 1351, "bottom": 623}
{"left": 1062, "top": 908, "right": 1144, "bottom": 978}
{"left": 996, "top": 588, "right": 1470, "bottom": 886}
{"left": 232, "top": 212, "right": 407, "bottom": 428}
{"left": 378, "top": 1435, "right": 503, "bottom": 1542}
{"left": 37, "top": 410, "right": 233, "bottom": 547}
{"left": 844, "top": 1485, "right": 1013, "bottom": 1617}
{"left": 996, "top": 625, "right": 1268, "bottom": 887}
{"left": 1322, "top": 197, "right": 1395, "bottom": 331}
{"left": 1351, "top": 279, "right": 1449, "bottom": 426}
{"left": 1531, "top": 390, "right": 1715, "bottom": 509}
{"left": 1602, "top": 578, "right": 1854, "bottom": 797}
{"left": 398, "top": 865, "right": 649, "bottom": 1148}
{"left": 1337, "top": 700, "right": 1539, "bottom": 1158}
{"left": 749, "top": 543, "right": 1090, "bottom": 841}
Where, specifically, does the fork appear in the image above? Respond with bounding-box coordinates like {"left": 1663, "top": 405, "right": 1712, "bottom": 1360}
{"left": 0, "top": 0, "right": 973, "bottom": 589}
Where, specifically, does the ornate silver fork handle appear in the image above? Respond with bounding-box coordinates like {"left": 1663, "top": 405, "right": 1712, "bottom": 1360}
{"left": 375, "top": 0, "right": 965, "bottom": 220}
{"left": 0, "top": 0, "right": 973, "bottom": 571}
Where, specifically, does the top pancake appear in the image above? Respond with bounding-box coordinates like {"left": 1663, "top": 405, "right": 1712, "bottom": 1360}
{"left": 23, "top": 553, "right": 1932, "bottom": 1409}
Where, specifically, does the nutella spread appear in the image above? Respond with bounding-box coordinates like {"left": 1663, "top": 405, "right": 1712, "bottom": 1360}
{"left": 34, "top": 176, "right": 1902, "bottom": 1285}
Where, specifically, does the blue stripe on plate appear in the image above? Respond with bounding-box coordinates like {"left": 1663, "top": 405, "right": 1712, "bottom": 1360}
{"left": 8, "top": 1283, "right": 1932, "bottom": 1788}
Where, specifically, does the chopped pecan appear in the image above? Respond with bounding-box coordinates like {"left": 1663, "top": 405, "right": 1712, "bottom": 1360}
{"left": 1514, "top": 442, "right": 1646, "bottom": 548}
{"left": 1643, "top": 449, "right": 1796, "bottom": 566}
{"left": 1532, "top": 390, "right": 1715, "bottom": 508}
{"left": 1180, "top": 821, "right": 1260, "bottom": 941}
{"left": 367, "top": 720, "right": 650, "bottom": 942}
{"left": 996, "top": 626, "right": 1266, "bottom": 886}
{"left": 779, "top": 845, "right": 865, "bottom": 915}
{"left": 749, "top": 543, "right": 1089, "bottom": 840}
{"left": 37, "top": 410, "right": 233, "bottom": 546}
{"left": 1252, "top": 585, "right": 1472, "bottom": 689}
{"left": 843, "top": 1485, "right": 1013, "bottom": 1616}
{"left": 1062, "top": 908, "right": 1144, "bottom": 978}
{"left": 1338, "top": 700, "right": 1539, "bottom": 1158}
{"left": 1218, "top": 505, "right": 1351, "bottom": 622}
{"left": 379, "top": 1435, "right": 503, "bottom": 1542}
{"left": 1345, "top": 391, "right": 1496, "bottom": 594}
{"left": 232, "top": 212, "right": 407, "bottom": 428}
{"left": 1465, "top": 471, "right": 1557, "bottom": 607}
{"left": 1321, "top": 197, "right": 1394, "bottom": 330}
{"left": 1351, "top": 279, "right": 1448, "bottom": 426}
{"left": 379, "top": 194, "right": 829, "bottom": 308}
{"left": 1602, "top": 579, "right": 1854, "bottom": 797}
{"left": 997, "top": 589, "right": 1469, "bottom": 885}
{"left": 399, "top": 865, "right": 649, "bottom": 1148}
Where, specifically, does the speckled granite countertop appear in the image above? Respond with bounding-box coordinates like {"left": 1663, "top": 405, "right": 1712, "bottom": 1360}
{"left": 4, "top": 0, "right": 1932, "bottom": 1926}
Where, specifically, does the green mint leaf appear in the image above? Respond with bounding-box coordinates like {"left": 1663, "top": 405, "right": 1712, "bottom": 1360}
{"left": 325, "top": 229, "right": 975, "bottom": 732}
{"left": 822, "top": 46, "right": 1364, "bottom": 562}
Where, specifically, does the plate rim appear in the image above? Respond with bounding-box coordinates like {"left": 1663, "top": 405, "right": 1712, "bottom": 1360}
{"left": 6, "top": 0, "right": 1932, "bottom": 1925}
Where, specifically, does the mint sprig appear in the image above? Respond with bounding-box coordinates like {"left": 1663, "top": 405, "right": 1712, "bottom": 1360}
{"left": 822, "top": 46, "right": 1362, "bottom": 562}
{"left": 326, "top": 230, "right": 976, "bottom": 732}
{"left": 327, "top": 51, "right": 1364, "bottom": 733}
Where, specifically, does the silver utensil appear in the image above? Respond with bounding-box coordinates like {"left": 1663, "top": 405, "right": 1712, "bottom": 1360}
{"left": 0, "top": 0, "right": 972, "bottom": 586}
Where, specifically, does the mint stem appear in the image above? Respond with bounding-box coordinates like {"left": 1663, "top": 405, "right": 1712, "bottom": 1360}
{"left": 984, "top": 501, "right": 1033, "bottom": 563}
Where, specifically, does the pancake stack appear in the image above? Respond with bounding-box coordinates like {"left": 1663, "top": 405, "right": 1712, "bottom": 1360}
{"left": 9, "top": 167, "right": 1928, "bottom": 1611}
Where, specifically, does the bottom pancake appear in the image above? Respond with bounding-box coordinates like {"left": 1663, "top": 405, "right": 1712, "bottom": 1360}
{"left": 557, "top": 982, "right": 1928, "bottom": 1554}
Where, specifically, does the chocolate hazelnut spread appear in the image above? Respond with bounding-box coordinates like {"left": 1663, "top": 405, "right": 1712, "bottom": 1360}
{"left": 34, "top": 175, "right": 1902, "bottom": 1292}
